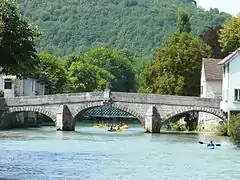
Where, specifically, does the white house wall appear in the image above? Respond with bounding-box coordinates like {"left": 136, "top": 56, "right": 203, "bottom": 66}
{"left": 3, "top": 76, "right": 17, "bottom": 98}
{"left": 206, "top": 81, "right": 222, "bottom": 99}
{"left": 220, "top": 62, "right": 229, "bottom": 112}
{"left": 228, "top": 55, "right": 240, "bottom": 111}
{"left": 23, "top": 78, "right": 36, "bottom": 96}
{"left": 199, "top": 61, "right": 222, "bottom": 130}
{"left": 200, "top": 63, "right": 206, "bottom": 98}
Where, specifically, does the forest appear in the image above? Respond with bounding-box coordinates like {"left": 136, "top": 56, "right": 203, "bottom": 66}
{"left": 16, "top": 0, "right": 230, "bottom": 58}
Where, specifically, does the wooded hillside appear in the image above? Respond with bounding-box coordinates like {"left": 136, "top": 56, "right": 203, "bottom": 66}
{"left": 17, "top": 0, "right": 230, "bottom": 57}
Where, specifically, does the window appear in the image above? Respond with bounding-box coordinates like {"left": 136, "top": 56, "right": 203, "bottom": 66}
{"left": 200, "top": 86, "right": 203, "bottom": 95}
{"left": 234, "top": 89, "right": 240, "bottom": 101}
{"left": 4, "top": 81, "right": 12, "bottom": 89}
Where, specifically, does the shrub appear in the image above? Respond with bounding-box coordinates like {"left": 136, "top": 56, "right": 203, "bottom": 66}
{"left": 0, "top": 90, "right": 4, "bottom": 97}
{"left": 169, "top": 121, "right": 188, "bottom": 131}
{"left": 216, "top": 121, "right": 228, "bottom": 136}
{"left": 229, "top": 114, "right": 240, "bottom": 147}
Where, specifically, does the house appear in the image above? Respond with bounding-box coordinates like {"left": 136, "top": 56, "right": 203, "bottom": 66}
{"left": 200, "top": 58, "right": 222, "bottom": 99}
{"left": 218, "top": 48, "right": 240, "bottom": 120}
{"left": 0, "top": 75, "right": 45, "bottom": 124}
{"left": 198, "top": 58, "right": 223, "bottom": 130}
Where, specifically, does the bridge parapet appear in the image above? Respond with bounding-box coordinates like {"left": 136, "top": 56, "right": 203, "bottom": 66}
{"left": 111, "top": 92, "right": 220, "bottom": 108}
{"left": 3, "top": 92, "right": 104, "bottom": 106}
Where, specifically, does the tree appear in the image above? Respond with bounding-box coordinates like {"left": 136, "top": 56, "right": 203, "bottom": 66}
{"left": 0, "top": 89, "right": 4, "bottom": 97}
{"left": 219, "top": 15, "right": 240, "bottom": 53}
{"left": 200, "top": 25, "right": 228, "bottom": 59}
{"left": 139, "top": 32, "right": 210, "bottom": 96}
{"left": 0, "top": 0, "right": 40, "bottom": 77}
{"left": 36, "top": 53, "right": 67, "bottom": 94}
{"left": 68, "top": 61, "right": 114, "bottom": 92}
{"left": 177, "top": 11, "right": 191, "bottom": 33}
{"left": 82, "top": 47, "right": 136, "bottom": 92}
{"left": 229, "top": 114, "right": 240, "bottom": 147}
{"left": 63, "top": 54, "right": 83, "bottom": 70}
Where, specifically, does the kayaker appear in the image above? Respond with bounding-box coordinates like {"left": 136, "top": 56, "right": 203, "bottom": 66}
{"left": 208, "top": 141, "right": 214, "bottom": 146}
{"left": 109, "top": 125, "right": 113, "bottom": 131}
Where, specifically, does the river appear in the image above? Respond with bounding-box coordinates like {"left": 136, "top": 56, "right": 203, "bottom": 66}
{"left": 0, "top": 124, "right": 239, "bottom": 180}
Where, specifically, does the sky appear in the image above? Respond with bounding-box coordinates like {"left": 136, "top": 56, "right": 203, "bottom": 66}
{"left": 197, "top": 0, "right": 240, "bottom": 15}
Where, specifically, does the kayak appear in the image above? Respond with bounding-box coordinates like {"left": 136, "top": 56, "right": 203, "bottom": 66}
{"left": 107, "top": 129, "right": 123, "bottom": 132}
{"left": 120, "top": 125, "right": 129, "bottom": 129}
{"left": 93, "top": 125, "right": 105, "bottom": 128}
{"left": 207, "top": 144, "right": 215, "bottom": 149}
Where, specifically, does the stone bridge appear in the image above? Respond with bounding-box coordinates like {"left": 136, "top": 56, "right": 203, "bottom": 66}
{"left": 0, "top": 89, "right": 227, "bottom": 133}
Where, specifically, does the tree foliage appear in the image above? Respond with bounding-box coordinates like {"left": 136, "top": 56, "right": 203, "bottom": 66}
{"left": 139, "top": 32, "right": 210, "bottom": 95}
{"left": 82, "top": 47, "right": 136, "bottom": 92}
{"left": 62, "top": 47, "right": 136, "bottom": 92}
{"left": 200, "top": 25, "right": 228, "bottom": 59}
{"left": 0, "top": 0, "right": 40, "bottom": 77}
{"left": 229, "top": 114, "right": 240, "bottom": 147}
{"left": 0, "top": 89, "right": 4, "bottom": 97}
{"left": 177, "top": 11, "right": 191, "bottom": 33}
{"left": 36, "top": 53, "right": 67, "bottom": 94}
{"left": 68, "top": 61, "right": 114, "bottom": 92}
{"left": 219, "top": 15, "right": 240, "bottom": 53}
{"left": 17, "top": 0, "right": 230, "bottom": 57}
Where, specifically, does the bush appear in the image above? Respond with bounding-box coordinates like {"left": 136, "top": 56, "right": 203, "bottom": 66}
{"left": 169, "top": 122, "right": 188, "bottom": 131}
{"left": 0, "top": 90, "right": 4, "bottom": 97}
{"left": 229, "top": 114, "right": 240, "bottom": 147}
{"left": 216, "top": 121, "right": 228, "bottom": 136}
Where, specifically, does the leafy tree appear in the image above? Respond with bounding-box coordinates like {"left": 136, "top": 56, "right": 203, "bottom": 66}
{"left": 68, "top": 61, "right": 114, "bottom": 92}
{"left": 36, "top": 53, "right": 67, "bottom": 94}
{"left": 140, "top": 32, "right": 210, "bottom": 96}
{"left": 219, "top": 15, "right": 240, "bottom": 53}
{"left": 0, "top": 0, "right": 40, "bottom": 77}
{"left": 216, "top": 121, "right": 228, "bottom": 136}
{"left": 229, "top": 114, "right": 240, "bottom": 147}
{"left": 133, "top": 57, "right": 151, "bottom": 90}
{"left": 63, "top": 54, "right": 83, "bottom": 70}
{"left": 82, "top": 47, "right": 136, "bottom": 92}
{"left": 0, "top": 89, "right": 4, "bottom": 97}
{"left": 200, "top": 25, "right": 228, "bottom": 59}
{"left": 177, "top": 11, "right": 191, "bottom": 33}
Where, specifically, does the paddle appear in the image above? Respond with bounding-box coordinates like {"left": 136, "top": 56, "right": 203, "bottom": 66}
{"left": 198, "top": 141, "right": 221, "bottom": 146}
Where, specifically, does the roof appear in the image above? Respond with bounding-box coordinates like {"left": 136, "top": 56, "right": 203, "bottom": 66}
{"left": 218, "top": 48, "right": 240, "bottom": 65}
{"left": 203, "top": 58, "right": 222, "bottom": 81}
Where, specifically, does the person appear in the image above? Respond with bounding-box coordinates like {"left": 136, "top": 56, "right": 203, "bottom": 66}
{"left": 109, "top": 125, "right": 113, "bottom": 131}
{"left": 208, "top": 141, "right": 214, "bottom": 146}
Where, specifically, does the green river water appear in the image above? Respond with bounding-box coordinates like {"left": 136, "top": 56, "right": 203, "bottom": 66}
{"left": 0, "top": 124, "right": 239, "bottom": 180}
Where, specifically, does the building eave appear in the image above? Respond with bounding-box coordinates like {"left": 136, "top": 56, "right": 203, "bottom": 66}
{"left": 218, "top": 48, "right": 240, "bottom": 65}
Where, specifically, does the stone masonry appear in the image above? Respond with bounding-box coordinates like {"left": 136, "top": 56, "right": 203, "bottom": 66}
{"left": 0, "top": 90, "right": 227, "bottom": 133}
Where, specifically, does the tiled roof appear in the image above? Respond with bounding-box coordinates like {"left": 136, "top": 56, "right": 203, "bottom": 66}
{"left": 218, "top": 48, "right": 240, "bottom": 65}
{"left": 203, "top": 58, "right": 222, "bottom": 81}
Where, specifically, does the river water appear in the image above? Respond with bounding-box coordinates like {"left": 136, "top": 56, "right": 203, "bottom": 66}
{"left": 0, "top": 124, "right": 239, "bottom": 180}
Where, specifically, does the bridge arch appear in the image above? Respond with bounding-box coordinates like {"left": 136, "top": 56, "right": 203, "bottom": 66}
{"left": 72, "top": 102, "right": 144, "bottom": 125}
{"left": 162, "top": 106, "right": 227, "bottom": 124}
{"left": 5, "top": 106, "right": 56, "bottom": 122}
